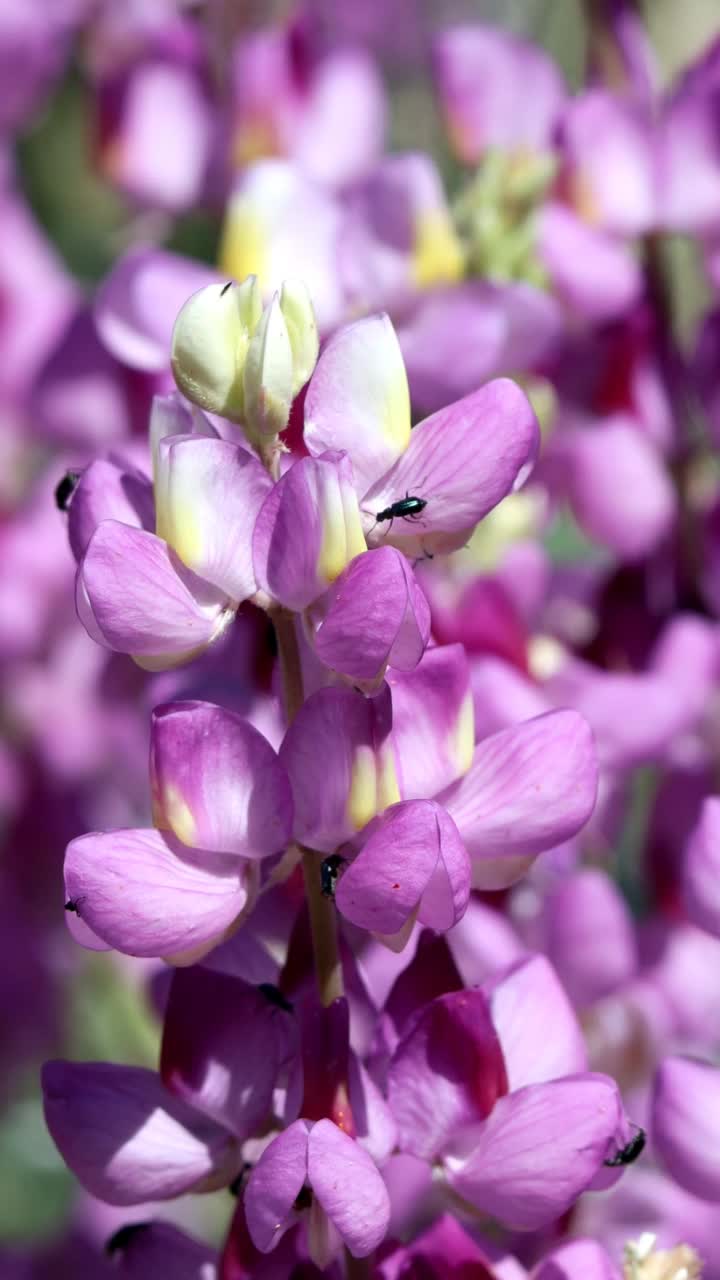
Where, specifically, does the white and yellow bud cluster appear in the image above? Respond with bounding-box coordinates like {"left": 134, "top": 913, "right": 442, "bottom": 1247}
{"left": 171, "top": 276, "right": 319, "bottom": 446}
{"left": 623, "top": 1232, "right": 703, "bottom": 1280}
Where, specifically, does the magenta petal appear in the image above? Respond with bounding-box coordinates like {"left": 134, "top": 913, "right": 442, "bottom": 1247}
{"left": 160, "top": 967, "right": 293, "bottom": 1138}
{"left": 64, "top": 828, "right": 249, "bottom": 959}
{"left": 542, "top": 869, "right": 638, "bottom": 1007}
{"left": 79, "top": 521, "right": 230, "bottom": 667}
{"left": 42, "top": 1061, "right": 238, "bottom": 1205}
{"left": 244, "top": 1120, "right": 310, "bottom": 1252}
{"left": 439, "top": 711, "right": 598, "bottom": 889}
{"left": 445, "top": 1074, "right": 622, "bottom": 1230}
{"left": 312, "top": 547, "right": 430, "bottom": 683}
{"left": 150, "top": 701, "right": 293, "bottom": 857}
{"left": 336, "top": 800, "right": 469, "bottom": 935}
{"left": 253, "top": 452, "right": 366, "bottom": 611}
{"left": 388, "top": 644, "right": 474, "bottom": 801}
{"left": 652, "top": 1056, "right": 720, "bottom": 1200}
{"left": 561, "top": 90, "right": 656, "bottom": 237}
{"left": 94, "top": 247, "right": 218, "bottom": 371}
{"left": 534, "top": 1239, "right": 621, "bottom": 1280}
{"left": 280, "top": 685, "right": 397, "bottom": 852}
{"left": 106, "top": 1222, "right": 218, "bottom": 1278}
{"left": 364, "top": 378, "right": 540, "bottom": 545}
{"left": 67, "top": 457, "right": 154, "bottom": 562}
{"left": 683, "top": 798, "right": 720, "bottom": 938}
{"left": 483, "top": 955, "right": 587, "bottom": 1090}
{"left": 156, "top": 437, "right": 272, "bottom": 601}
{"left": 538, "top": 203, "right": 642, "bottom": 321}
{"left": 387, "top": 990, "right": 508, "bottom": 1160}
{"left": 307, "top": 1119, "right": 390, "bottom": 1258}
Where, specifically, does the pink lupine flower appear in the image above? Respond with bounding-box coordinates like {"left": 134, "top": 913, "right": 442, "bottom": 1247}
{"left": 75, "top": 394, "right": 272, "bottom": 668}
{"left": 42, "top": 1061, "right": 240, "bottom": 1205}
{"left": 64, "top": 700, "right": 293, "bottom": 960}
{"left": 652, "top": 1056, "right": 720, "bottom": 1200}
{"left": 304, "top": 313, "right": 540, "bottom": 557}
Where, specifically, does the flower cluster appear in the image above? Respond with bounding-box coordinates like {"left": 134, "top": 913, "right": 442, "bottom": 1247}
{"left": 2, "top": 2, "right": 720, "bottom": 1278}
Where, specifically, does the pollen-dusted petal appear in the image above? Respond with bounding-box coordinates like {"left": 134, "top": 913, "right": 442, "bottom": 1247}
{"left": 244, "top": 1120, "right": 310, "bottom": 1253}
{"left": 67, "top": 457, "right": 154, "bottom": 563}
{"left": 483, "top": 955, "right": 588, "bottom": 1089}
{"left": 387, "top": 990, "right": 508, "bottom": 1160}
{"left": 151, "top": 701, "right": 293, "bottom": 857}
{"left": 388, "top": 643, "right": 474, "bottom": 800}
{"left": 652, "top": 1056, "right": 720, "bottom": 1199}
{"left": 160, "top": 967, "right": 294, "bottom": 1138}
{"left": 63, "top": 828, "right": 249, "bottom": 959}
{"left": 253, "top": 452, "right": 366, "bottom": 611}
{"left": 312, "top": 547, "right": 430, "bottom": 684}
{"left": 336, "top": 800, "right": 469, "bottom": 935}
{"left": 684, "top": 797, "right": 720, "bottom": 938}
{"left": 439, "top": 710, "right": 598, "bottom": 889}
{"left": 308, "top": 1119, "right": 390, "bottom": 1258}
{"left": 42, "top": 1061, "right": 238, "bottom": 1205}
{"left": 78, "top": 521, "right": 231, "bottom": 669}
{"left": 363, "top": 378, "right": 540, "bottom": 547}
{"left": 94, "top": 246, "right": 218, "bottom": 372}
{"left": 444, "top": 1074, "right": 623, "bottom": 1230}
{"left": 304, "top": 314, "right": 411, "bottom": 495}
{"left": 154, "top": 437, "right": 272, "bottom": 602}
{"left": 280, "top": 685, "right": 398, "bottom": 853}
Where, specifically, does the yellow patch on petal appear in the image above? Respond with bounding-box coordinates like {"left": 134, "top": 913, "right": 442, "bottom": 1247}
{"left": 449, "top": 691, "right": 475, "bottom": 777}
{"left": 412, "top": 209, "right": 464, "bottom": 290}
{"left": 347, "top": 746, "right": 378, "bottom": 831}
{"left": 570, "top": 169, "right": 601, "bottom": 226}
{"left": 459, "top": 490, "right": 543, "bottom": 573}
{"left": 218, "top": 199, "right": 268, "bottom": 290}
{"left": 164, "top": 785, "right": 198, "bottom": 847}
{"left": 317, "top": 488, "right": 367, "bottom": 585}
{"left": 231, "top": 119, "right": 280, "bottom": 170}
{"left": 377, "top": 744, "right": 401, "bottom": 811}
{"left": 158, "top": 500, "right": 204, "bottom": 574}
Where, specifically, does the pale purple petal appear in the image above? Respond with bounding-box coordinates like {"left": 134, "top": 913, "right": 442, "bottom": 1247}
{"left": 253, "top": 453, "right": 366, "bottom": 611}
{"left": 336, "top": 800, "right": 469, "bottom": 935}
{"left": 106, "top": 1222, "right": 218, "bottom": 1277}
{"left": 64, "top": 828, "right": 249, "bottom": 959}
{"left": 42, "top": 1061, "right": 238, "bottom": 1205}
{"left": 538, "top": 203, "right": 642, "bottom": 321}
{"left": 304, "top": 314, "right": 411, "bottom": 495}
{"left": 433, "top": 26, "right": 565, "bottom": 162}
{"left": 561, "top": 91, "right": 656, "bottom": 236}
{"left": 307, "top": 1119, "right": 390, "bottom": 1258}
{"left": 542, "top": 869, "right": 638, "bottom": 1006}
{"left": 94, "top": 247, "right": 218, "bottom": 371}
{"left": 244, "top": 1120, "right": 310, "bottom": 1252}
{"left": 348, "top": 1056, "right": 397, "bottom": 1164}
{"left": 445, "top": 1074, "right": 623, "bottom": 1230}
{"left": 311, "top": 547, "right": 430, "bottom": 683}
{"left": 67, "top": 457, "right": 154, "bottom": 562}
{"left": 652, "top": 1056, "right": 720, "bottom": 1200}
{"left": 388, "top": 644, "right": 474, "bottom": 800}
{"left": 439, "top": 711, "right": 598, "bottom": 889}
{"left": 483, "top": 955, "right": 587, "bottom": 1090}
{"left": 156, "top": 437, "right": 272, "bottom": 602}
{"left": 279, "top": 685, "right": 398, "bottom": 853}
{"left": 684, "top": 797, "right": 720, "bottom": 938}
{"left": 160, "top": 967, "right": 293, "bottom": 1138}
{"left": 534, "top": 1239, "right": 621, "bottom": 1280}
{"left": 387, "top": 989, "right": 508, "bottom": 1160}
{"left": 150, "top": 701, "right": 293, "bottom": 857}
{"left": 79, "top": 521, "right": 231, "bottom": 668}
{"left": 363, "top": 379, "right": 540, "bottom": 548}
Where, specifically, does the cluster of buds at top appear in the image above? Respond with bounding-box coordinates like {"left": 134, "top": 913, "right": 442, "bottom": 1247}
{"left": 171, "top": 275, "right": 319, "bottom": 447}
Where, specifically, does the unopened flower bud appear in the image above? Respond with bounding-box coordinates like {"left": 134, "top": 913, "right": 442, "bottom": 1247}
{"left": 243, "top": 293, "right": 294, "bottom": 443}
{"left": 171, "top": 277, "right": 261, "bottom": 421}
{"left": 279, "top": 278, "right": 319, "bottom": 396}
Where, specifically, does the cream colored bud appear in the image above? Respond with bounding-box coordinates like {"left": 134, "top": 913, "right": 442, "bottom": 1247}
{"left": 242, "top": 293, "right": 294, "bottom": 443}
{"left": 280, "top": 278, "right": 319, "bottom": 395}
{"left": 170, "top": 277, "right": 261, "bottom": 421}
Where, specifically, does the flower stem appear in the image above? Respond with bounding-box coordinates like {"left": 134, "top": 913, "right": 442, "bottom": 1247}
{"left": 272, "top": 607, "right": 344, "bottom": 1006}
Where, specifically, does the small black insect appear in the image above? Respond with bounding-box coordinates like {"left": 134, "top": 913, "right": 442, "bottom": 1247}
{"left": 105, "top": 1222, "right": 151, "bottom": 1256}
{"left": 258, "top": 982, "right": 294, "bottom": 1013}
{"left": 320, "top": 854, "right": 344, "bottom": 898}
{"left": 220, "top": 280, "right": 233, "bottom": 296}
{"left": 64, "top": 897, "right": 85, "bottom": 916}
{"left": 603, "top": 1125, "right": 646, "bottom": 1167}
{"left": 375, "top": 494, "right": 427, "bottom": 533}
{"left": 54, "top": 470, "right": 81, "bottom": 512}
